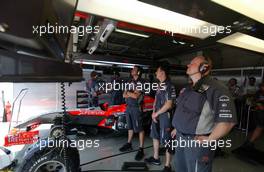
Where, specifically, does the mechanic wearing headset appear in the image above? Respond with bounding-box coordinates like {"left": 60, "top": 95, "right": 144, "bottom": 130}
{"left": 119, "top": 66, "right": 145, "bottom": 161}
{"left": 171, "top": 56, "right": 237, "bottom": 172}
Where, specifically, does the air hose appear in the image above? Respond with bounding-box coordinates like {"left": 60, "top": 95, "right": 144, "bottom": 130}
{"left": 60, "top": 82, "right": 69, "bottom": 171}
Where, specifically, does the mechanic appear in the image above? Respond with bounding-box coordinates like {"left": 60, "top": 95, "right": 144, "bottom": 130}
{"left": 228, "top": 78, "right": 242, "bottom": 98}
{"left": 144, "top": 62, "right": 176, "bottom": 172}
{"left": 119, "top": 66, "right": 145, "bottom": 161}
{"left": 110, "top": 71, "right": 124, "bottom": 105}
{"left": 171, "top": 56, "right": 237, "bottom": 172}
{"left": 242, "top": 76, "right": 258, "bottom": 106}
{"left": 86, "top": 71, "right": 99, "bottom": 107}
{"left": 240, "top": 82, "right": 264, "bottom": 149}
{"left": 243, "top": 77, "right": 258, "bottom": 96}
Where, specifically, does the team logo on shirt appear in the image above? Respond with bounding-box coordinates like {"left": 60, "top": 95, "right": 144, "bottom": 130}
{"left": 221, "top": 103, "right": 228, "bottom": 107}
{"left": 219, "top": 113, "right": 232, "bottom": 118}
{"left": 219, "top": 95, "right": 230, "bottom": 102}
{"left": 171, "top": 87, "right": 176, "bottom": 98}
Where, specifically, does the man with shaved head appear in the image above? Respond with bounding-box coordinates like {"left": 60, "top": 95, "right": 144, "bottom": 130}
{"left": 171, "top": 56, "right": 237, "bottom": 172}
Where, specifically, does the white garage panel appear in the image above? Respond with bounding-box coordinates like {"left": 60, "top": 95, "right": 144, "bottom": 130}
{"left": 0, "top": 81, "right": 85, "bottom": 125}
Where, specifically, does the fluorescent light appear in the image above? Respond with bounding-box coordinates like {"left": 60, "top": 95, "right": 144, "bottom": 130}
{"left": 122, "top": 65, "right": 135, "bottom": 69}
{"left": 96, "top": 60, "right": 148, "bottom": 67}
{"left": 77, "top": 0, "right": 218, "bottom": 39}
{"left": 74, "top": 59, "right": 148, "bottom": 68}
{"left": 172, "top": 40, "right": 186, "bottom": 45}
{"left": 217, "top": 32, "right": 264, "bottom": 53}
{"left": 74, "top": 60, "right": 112, "bottom": 66}
{"left": 212, "top": 0, "right": 264, "bottom": 24}
{"left": 97, "top": 60, "right": 136, "bottom": 66}
{"left": 115, "top": 29, "right": 149, "bottom": 38}
{"left": 178, "top": 41, "right": 186, "bottom": 45}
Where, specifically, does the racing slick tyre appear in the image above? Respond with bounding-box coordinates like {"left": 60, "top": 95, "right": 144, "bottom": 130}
{"left": 18, "top": 139, "right": 80, "bottom": 172}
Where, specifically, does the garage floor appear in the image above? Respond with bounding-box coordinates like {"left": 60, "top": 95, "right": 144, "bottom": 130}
{"left": 79, "top": 130, "right": 264, "bottom": 172}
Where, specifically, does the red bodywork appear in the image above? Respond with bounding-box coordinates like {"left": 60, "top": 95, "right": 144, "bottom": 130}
{"left": 68, "top": 95, "right": 154, "bottom": 129}
{"left": 4, "top": 130, "right": 39, "bottom": 147}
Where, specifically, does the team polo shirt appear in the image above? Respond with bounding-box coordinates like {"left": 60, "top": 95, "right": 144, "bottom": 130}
{"left": 172, "top": 76, "right": 237, "bottom": 135}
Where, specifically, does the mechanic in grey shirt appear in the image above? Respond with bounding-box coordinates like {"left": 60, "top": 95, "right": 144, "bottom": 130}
{"left": 171, "top": 56, "right": 237, "bottom": 172}
{"left": 145, "top": 63, "right": 176, "bottom": 172}
{"left": 119, "top": 66, "right": 145, "bottom": 161}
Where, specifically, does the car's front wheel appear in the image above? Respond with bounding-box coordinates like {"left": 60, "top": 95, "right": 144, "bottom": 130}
{"left": 18, "top": 139, "right": 80, "bottom": 172}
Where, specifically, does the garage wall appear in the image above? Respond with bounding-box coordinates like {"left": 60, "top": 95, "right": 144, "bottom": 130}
{"left": 0, "top": 82, "right": 85, "bottom": 125}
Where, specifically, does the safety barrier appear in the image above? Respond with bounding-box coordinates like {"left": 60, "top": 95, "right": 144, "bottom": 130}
{"left": 236, "top": 98, "right": 262, "bottom": 137}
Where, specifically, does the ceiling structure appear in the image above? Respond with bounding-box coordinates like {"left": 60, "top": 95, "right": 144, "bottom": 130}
{"left": 0, "top": 0, "right": 263, "bottom": 74}
{"left": 75, "top": 0, "right": 264, "bottom": 69}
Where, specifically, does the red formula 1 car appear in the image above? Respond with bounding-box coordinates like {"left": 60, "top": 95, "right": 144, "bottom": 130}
{"left": 68, "top": 95, "right": 154, "bottom": 132}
